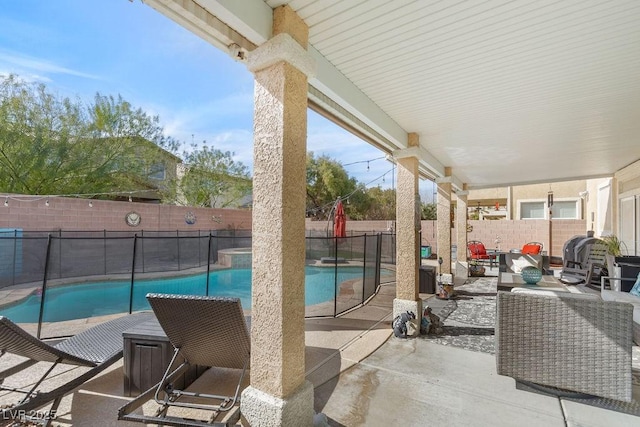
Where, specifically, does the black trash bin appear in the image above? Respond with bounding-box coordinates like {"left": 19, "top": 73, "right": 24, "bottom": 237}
{"left": 419, "top": 266, "right": 436, "bottom": 294}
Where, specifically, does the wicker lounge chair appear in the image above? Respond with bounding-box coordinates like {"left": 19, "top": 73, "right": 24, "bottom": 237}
{"left": 496, "top": 291, "right": 634, "bottom": 401}
{"left": 0, "top": 312, "right": 153, "bottom": 426}
{"left": 118, "top": 293, "right": 251, "bottom": 426}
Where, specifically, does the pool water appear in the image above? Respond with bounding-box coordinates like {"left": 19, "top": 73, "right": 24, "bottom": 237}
{"left": 0, "top": 266, "right": 393, "bottom": 322}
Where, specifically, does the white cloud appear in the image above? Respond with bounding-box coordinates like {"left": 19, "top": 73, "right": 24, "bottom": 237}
{"left": 0, "top": 50, "right": 100, "bottom": 80}
{"left": 0, "top": 70, "right": 51, "bottom": 84}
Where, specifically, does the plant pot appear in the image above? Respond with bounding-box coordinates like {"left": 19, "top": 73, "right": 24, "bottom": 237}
{"left": 469, "top": 264, "right": 485, "bottom": 277}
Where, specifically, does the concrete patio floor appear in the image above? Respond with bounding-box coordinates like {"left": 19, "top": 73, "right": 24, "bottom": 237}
{"left": 1, "top": 271, "right": 639, "bottom": 426}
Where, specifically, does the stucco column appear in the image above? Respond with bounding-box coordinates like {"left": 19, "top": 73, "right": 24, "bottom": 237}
{"left": 437, "top": 168, "right": 452, "bottom": 274}
{"left": 392, "top": 133, "right": 422, "bottom": 335}
{"left": 456, "top": 189, "right": 468, "bottom": 262}
{"left": 242, "top": 6, "right": 315, "bottom": 426}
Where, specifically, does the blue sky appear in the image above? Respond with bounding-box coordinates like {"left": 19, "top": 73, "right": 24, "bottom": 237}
{"left": 0, "top": 0, "right": 435, "bottom": 200}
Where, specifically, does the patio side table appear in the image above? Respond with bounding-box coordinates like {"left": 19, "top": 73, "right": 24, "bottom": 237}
{"left": 123, "top": 317, "right": 205, "bottom": 397}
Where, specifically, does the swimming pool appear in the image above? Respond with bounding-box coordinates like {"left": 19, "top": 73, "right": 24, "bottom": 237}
{"left": 0, "top": 266, "right": 393, "bottom": 323}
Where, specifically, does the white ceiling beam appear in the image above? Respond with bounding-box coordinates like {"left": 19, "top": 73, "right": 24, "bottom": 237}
{"left": 308, "top": 46, "right": 408, "bottom": 150}
{"left": 198, "top": 0, "right": 272, "bottom": 46}
{"left": 165, "top": 1, "right": 409, "bottom": 150}
{"left": 434, "top": 175, "right": 464, "bottom": 193}
{"left": 392, "top": 146, "right": 454, "bottom": 184}
{"left": 146, "top": 1, "right": 450, "bottom": 183}
{"left": 144, "top": 0, "right": 256, "bottom": 53}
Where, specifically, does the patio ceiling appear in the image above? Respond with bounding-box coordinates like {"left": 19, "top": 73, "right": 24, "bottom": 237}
{"left": 145, "top": 0, "right": 640, "bottom": 190}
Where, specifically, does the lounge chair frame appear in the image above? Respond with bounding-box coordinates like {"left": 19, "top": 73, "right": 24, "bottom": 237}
{"left": 0, "top": 312, "right": 153, "bottom": 426}
{"left": 118, "top": 294, "right": 251, "bottom": 427}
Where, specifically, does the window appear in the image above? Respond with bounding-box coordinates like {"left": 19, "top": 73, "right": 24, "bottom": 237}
{"left": 519, "top": 199, "right": 580, "bottom": 219}
{"left": 520, "top": 202, "right": 545, "bottom": 219}
{"left": 551, "top": 201, "right": 578, "bottom": 219}
{"left": 148, "top": 162, "right": 166, "bottom": 180}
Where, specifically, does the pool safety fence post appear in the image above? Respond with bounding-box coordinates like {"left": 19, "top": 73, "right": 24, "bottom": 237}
{"left": 139, "top": 230, "right": 145, "bottom": 273}
{"left": 36, "top": 234, "right": 53, "bottom": 339}
{"left": 129, "top": 234, "right": 138, "bottom": 314}
{"left": 392, "top": 232, "right": 396, "bottom": 264}
{"left": 103, "top": 230, "right": 107, "bottom": 275}
{"left": 176, "top": 230, "right": 181, "bottom": 271}
{"left": 12, "top": 229, "right": 17, "bottom": 287}
{"left": 57, "top": 233, "right": 62, "bottom": 280}
{"left": 362, "top": 234, "right": 367, "bottom": 305}
{"left": 206, "top": 232, "right": 212, "bottom": 295}
{"left": 334, "top": 236, "right": 338, "bottom": 317}
{"left": 375, "top": 233, "right": 382, "bottom": 290}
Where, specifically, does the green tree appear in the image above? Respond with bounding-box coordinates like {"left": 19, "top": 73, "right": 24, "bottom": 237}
{"left": 0, "top": 75, "right": 86, "bottom": 194}
{"left": 421, "top": 202, "right": 437, "bottom": 220}
{"left": 86, "top": 93, "right": 180, "bottom": 195}
{"left": 175, "top": 144, "right": 252, "bottom": 208}
{"left": 0, "top": 75, "right": 180, "bottom": 196}
{"left": 363, "top": 186, "right": 396, "bottom": 220}
{"left": 306, "top": 153, "right": 359, "bottom": 219}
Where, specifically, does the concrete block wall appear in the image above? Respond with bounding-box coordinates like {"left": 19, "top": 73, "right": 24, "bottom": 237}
{"left": 307, "top": 218, "right": 585, "bottom": 263}
{"left": 467, "top": 219, "right": 551, "bottom": 254}
{"left": 551, "top": 220, "right": 587, "bottom": 259}
{"left": 0, "top": 195, "right": 252, "bottom": 232}
{"left": 1, "top": 196, "right": 586, "bottom": 262}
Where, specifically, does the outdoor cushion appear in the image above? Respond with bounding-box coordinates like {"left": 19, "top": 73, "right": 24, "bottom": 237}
{"left": 630, "top": 272, "right": 640, "bottom": 297}
{"left": 510, "top": 287, "right": 599, "bottom": 300}
{"left": 508, "top": 255, "right": 540, "bottom": 273}
{"left": 601, "top": 289, "right": 640, "bottom": 324}
{"left": 521, "top": 244, "right": 542, "bottom": 255}
{"left": 468, "top": 242, "right": 490, "bottom": 259}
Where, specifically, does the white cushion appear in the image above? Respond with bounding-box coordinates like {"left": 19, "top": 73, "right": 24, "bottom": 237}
{"left": 601, "top": 289, "right": 640, "bottom": 306}
{"left": 509, "top": 255, "right": 540, "bottom": 273}
{"left": 601, "top": 290, "right": 640, "bottom": 324}
{"left": 510, "top": 288, "right": 599, "bottom": 300}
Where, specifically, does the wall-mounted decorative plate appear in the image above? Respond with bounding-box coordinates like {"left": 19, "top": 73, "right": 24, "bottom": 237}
{"left": 125, "top": 211, "right": 141, "bottom": 227}
{"left": 185, "top": 211, "right": 196, "bottom": 225}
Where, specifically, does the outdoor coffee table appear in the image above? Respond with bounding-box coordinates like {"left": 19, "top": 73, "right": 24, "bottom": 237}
{"left": 497, "top": 272, "right": 568, "bottom": 293}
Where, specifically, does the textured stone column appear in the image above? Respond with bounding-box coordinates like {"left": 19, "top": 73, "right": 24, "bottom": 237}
{"left": 393, "top": 133, "right": 422, "bottom": 335}
{"left": 242, "top": 6, "right": 315, "bottom": 426}
{"left": 456, "top": 189, "right": 468, "bottom": 262}
{"left": 437, "top": 168, "right": 452, "bottom": 274}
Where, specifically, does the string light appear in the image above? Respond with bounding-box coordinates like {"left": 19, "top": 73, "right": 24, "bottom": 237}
{"left": 89, "top": 201, "right": 93, "bottom": 208}
{"left": 45, "top": 198, "right": 50, "bottom": 207}
{"left": 342, "top": 156, "right": 385, "bottom": 167}
{"left": 305, "top": 166, "right": 395, "bottom": 216}
{"left": 3, "top": 197, "right": 8, "bottom": 207}
{"left": 1, "top": 189, "right": 148, "bottom": 201}
{"left": 128, "top": 195, "right": 133, "bottom": 202}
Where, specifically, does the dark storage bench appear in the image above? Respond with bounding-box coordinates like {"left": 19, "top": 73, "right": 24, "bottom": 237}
{"left": 123, "top": 317, "right": 206, "bottom": 397}
{"left": 419, "top": 265, "right": 436, "bottom": 293}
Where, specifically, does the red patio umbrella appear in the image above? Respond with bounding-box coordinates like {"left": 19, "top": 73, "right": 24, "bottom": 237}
{"left": 334, "top": 200, "right": 346, "bottom": 238}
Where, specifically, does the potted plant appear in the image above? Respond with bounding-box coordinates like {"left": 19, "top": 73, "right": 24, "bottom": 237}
{"left": 601, "top": 234, "right": 626, "bottom": 291}
{"left": 468, "top": 259, "right": 485, "bottom": 277}
{"left": 601, "top": 234, "right": 627, "bottom": 257}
